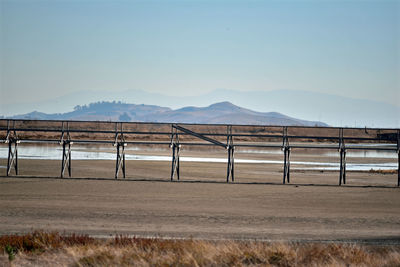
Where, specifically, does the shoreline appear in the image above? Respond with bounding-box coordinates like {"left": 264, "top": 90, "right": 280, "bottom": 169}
{"left": 1, "top": 157, "right": 398, "bottom": 187}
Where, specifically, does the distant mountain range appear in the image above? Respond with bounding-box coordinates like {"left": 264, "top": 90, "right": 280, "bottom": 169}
{"left": 1, "top": 89, "right": 399, "bottom": 127}
{"left": 8, "top": 101, "right": 328, "bottom": 126}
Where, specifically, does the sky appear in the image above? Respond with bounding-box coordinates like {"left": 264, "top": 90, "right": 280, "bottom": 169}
{"left": 1, "top": 0, "right": 399, "bottom": 110}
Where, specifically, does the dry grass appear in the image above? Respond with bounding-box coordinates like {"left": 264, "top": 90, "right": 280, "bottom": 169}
{"left": 1, "top": 119, "right": 394, "bottom": 144}
{"left": 1, "top": 231, "right": 400, "bottom": 266}
{"left": 368, "top": 169, "right": 398, "bottom": 175}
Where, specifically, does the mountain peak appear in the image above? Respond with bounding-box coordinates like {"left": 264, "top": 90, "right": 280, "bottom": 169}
{"left": 208, "top": 101, "right": 240, "bottom": 110}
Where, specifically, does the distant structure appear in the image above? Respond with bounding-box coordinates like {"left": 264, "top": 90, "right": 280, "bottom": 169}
{"left": 1, "top": 119, "right": 399, "bottom": 187}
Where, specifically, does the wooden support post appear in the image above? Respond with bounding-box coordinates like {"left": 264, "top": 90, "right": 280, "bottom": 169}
{"left": 5, "top": 120, "right": 10, "bottom": 142}
{"left": 60, "top": 121, "right": 65, "bottom": 143}
{"left": 339, "top": 148, "right": 347, "bottom": 185}
{"left": 170, "top": 143, "right": 180, "bottom": 181}
{"left": 282, "top": 127, "right": 290, "bottom": 184}
{"left": 339, "top": 149, "right": 343, "bottom": 186}
{"left": 397, "top": 130, "right": 399, "bottom": 187}
{"left": 176, "top": 145, "right": 180, "bottom": 180}
{"left": 115, "top": 142, "right": 126, "bottom": 179}
{"left": 231, "top": 146, "right": 234, "bottom": 182}
{"left": 6, "top": 121, "right": 19, "bottom": 176}
{"left": 282, "top": 147, "right": 291, "bottom": 184}
{"left": 115, "top": 144, "right": 120, "bottom": 179}
{"left": 343, "top": 149, "right": 346, "bottom": 185}
{"left": 170, "top": 126, "right": 180, "bottom": 181}
{"left": 123, "top": 146, "right": 126, "bottom": 178}
{"left": 226, "top": 148, "right": 230, "bottom": 183}
{"left": 170, "top": 145, "right": 175, "bottom": 181}
{"left": 114, "top": 122, "right": 126, "bottom": 179}
{"left": 60, "top": 122, "right": 72, "bottom": 178}
{"left": 7, "top": 139, "right": 18, "bottom": 176}
{"left": 283, "top": 147, "right": 287, "bottom": 184}
{"left": 287, "top": 148, "right": 291, "bottom": 183}
{"left": 338, "top": 128, "right": 346, "bottom": 186}
{"left": 397, "top": 150, "right": 399, "bottom": 187}
{"left": 61, "top": 141, "right": 72, "bottom": 178}
{"left": 226, "top": 146, "right": 234, "bottom": 182}
{"left": 226, "top": 126, "right": 234, "bottom": 183}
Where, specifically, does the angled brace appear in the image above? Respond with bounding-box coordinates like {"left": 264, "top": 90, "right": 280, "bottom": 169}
{"left": 172, "top": 124, "right": 233, "bottom": 182}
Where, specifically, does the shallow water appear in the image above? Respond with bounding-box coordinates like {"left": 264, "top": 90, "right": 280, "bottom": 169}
{"left": 0, "top": 144, "right": 397, "bottom": 171}
{"left": 239, "top": 148, "right": 397, "bottom": 159}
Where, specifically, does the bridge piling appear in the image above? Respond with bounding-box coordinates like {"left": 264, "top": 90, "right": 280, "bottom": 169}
{"left": 6, "top": 120, "right": 19, "bottom": 176}
{"left": 226, "top": 125, "right": 234, "bottom": 182}
{"left": 7, "top": 139, "right": 19, "bottom": 176}
{"left": 170, "top": 126, "right": 180, "bottom": 181}
{"left": 60, "top": 122, "right": 72, "bottom": 178}
{"left": 338, "top": 128, "right": 346, "bottom": 185}
{"left": 115, "top": 142, "right": 126, "bottom": 179}
{"left": 282, "top": 127, "right": 290, "bottom": 184}
{"left": 397, "top": 130, "right": 399, "bottom": 187}
{"left": 61, "top": 141, "right": 72, "bottom": 178}
{"left": 1, "top": 120, "right": 398, "bottom": 186}
{"left": 114, "top": 123, "right": 126, "bottom": 179}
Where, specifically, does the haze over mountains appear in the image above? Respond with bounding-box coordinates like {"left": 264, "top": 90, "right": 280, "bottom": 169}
{"left": 8, "top": 101, "right": 328, "bottom": 127}
{"left": 1, "top": 89, "right": 399, "bottom": 127}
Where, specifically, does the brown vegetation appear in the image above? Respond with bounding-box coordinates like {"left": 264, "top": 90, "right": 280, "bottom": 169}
{"left": 1, "top": 231, "right": 400, "bottom": 266}
{"left": 368, "top": 169, "right": 398, "bottom": 175}
{"left": 1, "top": 119, "right": 396, "bottom": 144}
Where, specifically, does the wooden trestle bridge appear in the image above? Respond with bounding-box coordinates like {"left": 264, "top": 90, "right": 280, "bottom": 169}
{"left": 1, "top": 119, "right": 399, "bottom": 186}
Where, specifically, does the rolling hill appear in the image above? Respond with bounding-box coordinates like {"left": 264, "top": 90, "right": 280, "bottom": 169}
{"left": 2, "top": 89, "right": 398, "bottom": 127}
{"left": 9, "top": 101, "right": 328, "bottom": 126}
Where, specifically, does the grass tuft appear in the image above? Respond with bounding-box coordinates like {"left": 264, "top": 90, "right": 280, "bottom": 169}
{"left": 368, "top": 169, "right": 397, "bottom": 174}
{"left": 1, "top": 231, "right": 400, "bottom": 266}
{"left": 0, "top": 230, "right": 96, "bottom": 253}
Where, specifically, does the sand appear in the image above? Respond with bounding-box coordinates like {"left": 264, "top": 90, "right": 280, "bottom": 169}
{"left": 1, "top": 156, "right": 399, "bottom": 243}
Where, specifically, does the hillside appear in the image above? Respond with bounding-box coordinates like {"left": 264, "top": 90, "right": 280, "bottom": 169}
{"left": 2, "top": 89, "right": 398, "bottom": 127}
{"left": 9, "top": 101, "right": 328, "bottom": 126}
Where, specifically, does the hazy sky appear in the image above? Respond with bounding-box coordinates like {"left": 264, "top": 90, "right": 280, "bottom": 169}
{"left": 1, "top": 0, "right": 399, "bottom": 107}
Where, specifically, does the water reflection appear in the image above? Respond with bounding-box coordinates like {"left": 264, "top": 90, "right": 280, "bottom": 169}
{"left": 0, "top": 144, "right": 397, "bottom": 171}
{"left": 239, "top": 149, "right": 396, "bottom": 159}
